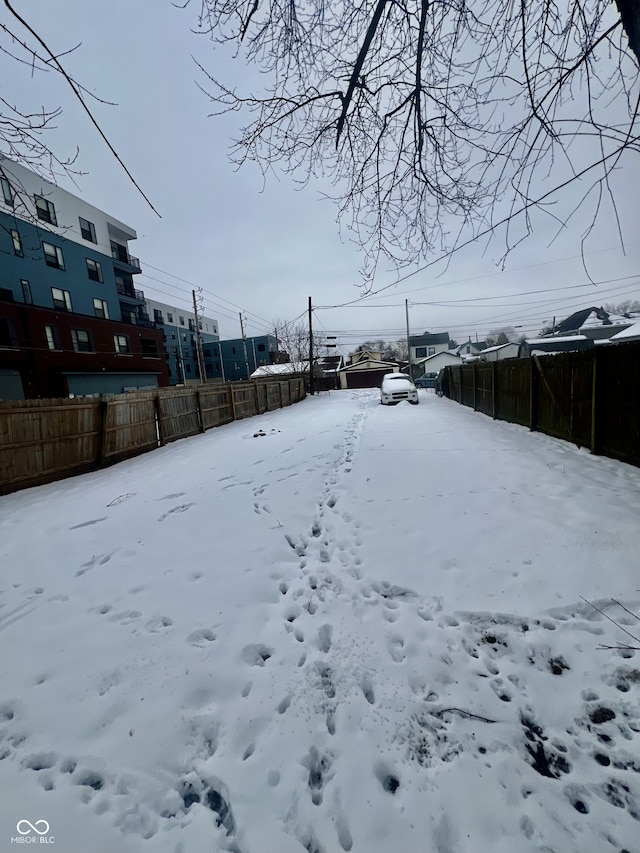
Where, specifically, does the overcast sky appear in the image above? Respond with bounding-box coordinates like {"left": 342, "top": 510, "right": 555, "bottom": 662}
{"left": 4, "top": 0, "right": 640, "bottom": 350}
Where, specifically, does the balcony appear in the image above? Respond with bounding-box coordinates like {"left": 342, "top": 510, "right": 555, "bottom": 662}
{"left": 116, "top": 281, "right": 146, "bottom": 303}
{"left": 119, "top": 313, "right": 156, "bottom": 329}
{"left": 111, "top": 242, "right": 142, "bottom": 273}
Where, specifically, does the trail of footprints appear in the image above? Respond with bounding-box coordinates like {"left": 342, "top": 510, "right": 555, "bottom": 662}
{"left": 4, "top": 414, "right": 640, "bottom": 850}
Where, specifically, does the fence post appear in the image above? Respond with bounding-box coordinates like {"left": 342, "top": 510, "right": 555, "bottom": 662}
{"left": 154, "top": 394, "right": 165, "bottom": 446}
{"left": 196, "top": 389, "right": 205, "bottom": 433}
{"left": 472, "top": 362, "right": 478, "bottom": 411}
{"left": 590, "top": 348, "right": 599, "bottom": 455}
{"left": 278, "top": 382, "right": 283, "bottom": 409}
{"left": 529, "top": 358, "right": 538, "bottom": 431}
{"left": 254, "top": 381, "right": 260, "bottom": 414}
{"left": 99, "top": 400, "right": 110, "bottom": 465}
{"left": 492, "top": 363, "right": 497, "bottom": 419}
{"left": 229, "top": 383, "right": 237, "bottom": 421}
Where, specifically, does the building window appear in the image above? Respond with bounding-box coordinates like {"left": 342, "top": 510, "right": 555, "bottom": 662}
{"left": 188, "top": 319, "right": 195, "bottom": 331}
{"left": 428, "top": 347, "right": 436, "bottom": 356}
{"left": 1, "top": 176, "right": 12, "bottom": 206}
{"left": 181, "top": 333, "right": 187, "bottom": 342}
{"left": 140, "top": 338, "right": 159, "bottom": 357}
{"left": 79, "top": 217, "right": 96, "bottom": 242}
{"left": 0, "top": 317, "right": 17, "bottom": 348}
{"left": 258, "top": 343, "right": 265, "bottom": 352}
{"left": 86, "top": 258, "right": 103, "bottom": 282}
{"left": 415, "top": 347, "right": 426, "bottom": 358}
{"left": 44, "top": 325, "right": 61, "bottom": 350}
{"left": 170, "top": 331, "right": 176, "bottom": 340}
{"left": 179, "top": 316, "right": 185, "bottom": 326}
{"left": 71, "top": 329, "right": 94, "bottom": 353}
{"left": 11, "top": 230, "right": 23, "bottom": 257}
{"left": 153, "top": 309, "right": 164, "bottom": 324}
{"left": 43, "top": 242, "right": 64, "bottom": 269}
{"left": 232, "top": 346, "right": 236, "bottom": 354}
{"left": 21, "top": 280, "right": 32, "bottom": 304}
{"left": 114, "top": 334, "right": 131, "bottom": 354}
{"left": 51, "top": 287, "right": 72, "bottom": 311}
{"left": 110, "top": 241, "right": 129, "bottom": 263}
{"left": 35, "top": 195, "right": 57, "bottom": 226}
{"left": 167, "top": 312, "right": 173, "bottom": 323}
{"left": 93, "top": 298, "right": 109, "bottom": 319}
{"left": 185, "top": 363, "right": 192, "bottom": 374}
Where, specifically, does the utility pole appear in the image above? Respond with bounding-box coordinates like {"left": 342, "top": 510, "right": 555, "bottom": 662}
{"left": 175, "top": 320, "right": 185, "bottom": 384}
{"left": 192, "top": 289, "right": 207, "bottom": 384}
{"left": 239, "top": 312, "right": 250, "bottom": 380}
{"left": 405, "top": 299, "right": 412, "bottom": 378}
{"left": 308, "top": 296, "right": 314, "bottom": 396}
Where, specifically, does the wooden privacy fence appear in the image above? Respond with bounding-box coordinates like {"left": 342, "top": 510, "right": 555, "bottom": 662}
{"left": 444, "top": 343, "right": 640, "bottom": 469}
{"left": 0, "top": 378, "right": 306, "bottom": 495}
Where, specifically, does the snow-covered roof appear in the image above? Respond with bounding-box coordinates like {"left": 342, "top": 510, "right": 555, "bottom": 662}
{"left": 251, "top": 361, "right": 307, "bottom": 378}
{"left": 609, "top": 321, "right": 640, "bottom": 341}
{"left": 340, "top": 358, "right": 398, "bottom": 371}
{"left": 524, "top": 335, "right": 589, "bottom": 345}
{"left": 413, "top": 352, "right": 461, "bottom": 365}
{"left": 480, "top": 342, "right": 518, "bottom": 355}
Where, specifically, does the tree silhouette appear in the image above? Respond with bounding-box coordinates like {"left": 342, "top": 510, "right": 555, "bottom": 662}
{"left": 189, "top": 0, "right": 640, "bottom": 279}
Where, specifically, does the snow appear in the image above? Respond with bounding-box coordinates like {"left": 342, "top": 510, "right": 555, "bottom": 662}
{"left": 525, "top": 335, "right": 589, "bottom": 344}
{"left": 610, "top": 322, "right": 640, "bottom": 341}
{"left": 1, "top": 390, "right": 640, "bottom": 853}
{"left": 251, "top": 363, "right": 308, "bottom": 378}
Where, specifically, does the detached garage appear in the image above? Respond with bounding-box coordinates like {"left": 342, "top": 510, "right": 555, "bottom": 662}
{"left": 338, "top": 351, "right": 399, "bottom": 389}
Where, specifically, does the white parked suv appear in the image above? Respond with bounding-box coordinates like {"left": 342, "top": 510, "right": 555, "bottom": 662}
{"left": 380, "top": 373, "right": 419, "bottom": 405}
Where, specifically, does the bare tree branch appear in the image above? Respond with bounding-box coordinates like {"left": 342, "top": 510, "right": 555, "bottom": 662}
{"left": 184, "top": 0, "right": 640, "bottom": 278}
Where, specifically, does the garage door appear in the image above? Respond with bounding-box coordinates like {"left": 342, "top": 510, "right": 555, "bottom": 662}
{"left": 345, "top": 369, "right": 393, "bottom": 389}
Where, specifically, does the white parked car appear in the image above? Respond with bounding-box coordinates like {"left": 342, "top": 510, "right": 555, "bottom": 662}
{"left": 380, "top": 373, "right": 419, "bottom": 405}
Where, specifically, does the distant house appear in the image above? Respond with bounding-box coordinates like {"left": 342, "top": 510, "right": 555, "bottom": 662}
{"left": 339, "top": 350, "right": 399, "bottom": 389}
{"left": 550, "top": 306, "right": 638, "bottom": 341}
{"left": 413, "top": 351, "right": 461, "bottom": 376}
{"left": 409, "top": 332, "right": 453, "bottom": 363}
{"left": 453, "top": 338, "right": 487, "bottom": 359}
{"left": 478, "top": 342, "right": 519, "bottom": 362}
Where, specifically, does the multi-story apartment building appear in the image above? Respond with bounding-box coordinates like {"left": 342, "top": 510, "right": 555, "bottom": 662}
{"left": 217, "top": 335, "right": 281, "bottom": 381}
{"left": 145, "top": 298, "right": 219, "bottom": 384}
{"left": 0, "top": 158, "right": 168, "bottom": 399}
{"left": 144, "top": 297, "right": 280, "bottom": 384}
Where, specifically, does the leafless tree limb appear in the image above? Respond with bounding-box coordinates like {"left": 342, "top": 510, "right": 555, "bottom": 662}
{"left": 184, "top": 0, "right": 640, "bottom": 279}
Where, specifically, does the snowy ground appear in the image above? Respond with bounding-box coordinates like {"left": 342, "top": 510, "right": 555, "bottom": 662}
{"left": 1, "top": 389, "right": 640, "bottom": 853}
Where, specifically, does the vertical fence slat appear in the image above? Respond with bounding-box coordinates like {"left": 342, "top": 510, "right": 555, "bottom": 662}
{"left": 442, "top": 343, "right": 639, "bottom": 468}
{"left": 0, "top": 379, "right": 307, "bottom": 495}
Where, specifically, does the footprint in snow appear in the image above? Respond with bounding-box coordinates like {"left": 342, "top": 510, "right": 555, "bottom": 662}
{"left": 241, "top": 644, "right": 273, "bottom": 666}
{"left": 187, "top": 628, "right": 216, "bottom": 647}
{"left": 157, "top": 503, "right": 195, "bottom": 523}
{"left": 145, "top": 616, "right": 174, "bottom": 633}
{"left": 388, "top": 634, "right": 406, "bottom": 663}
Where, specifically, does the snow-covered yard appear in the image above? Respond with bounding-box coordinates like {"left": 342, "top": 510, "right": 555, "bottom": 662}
{"left": 1, "top": 389, "right": 639, "bottom": 853}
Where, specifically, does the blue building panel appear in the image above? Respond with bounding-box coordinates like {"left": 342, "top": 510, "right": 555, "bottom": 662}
{"left": 0, "top": 210, "right": 122, "bottom": 321}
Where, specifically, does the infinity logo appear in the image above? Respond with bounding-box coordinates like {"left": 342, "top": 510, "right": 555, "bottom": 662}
{"left": 16, "top": 820, "right": 50, "bottom": 836}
